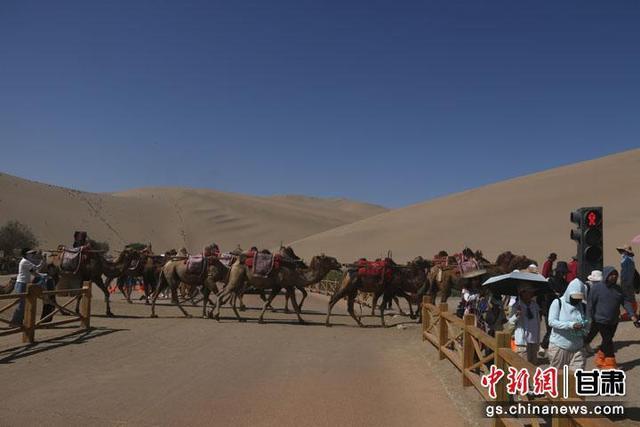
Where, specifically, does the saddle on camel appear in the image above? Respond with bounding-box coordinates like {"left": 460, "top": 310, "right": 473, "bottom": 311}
{"left": 355, "top": 258, "right": 395, "bottom": 284}
{"left": 59, "top": 231, "right": 103, "bottom": 274}
{"left": 183, "top": 244, "right": 221, "bottom": 276}
{"left": 243, "top": 249, "right": 281, "bottom": 278}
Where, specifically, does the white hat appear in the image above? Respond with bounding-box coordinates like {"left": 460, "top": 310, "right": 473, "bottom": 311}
{"left": 587, "top": 270, "right": 603, "bottom": 282}
{"left": 527, "top": 264, "right": 539, "bottom": 274}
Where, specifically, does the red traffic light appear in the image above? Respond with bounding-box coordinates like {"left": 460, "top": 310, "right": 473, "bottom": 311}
{"left": 584, "top": 209, "right": 601, "bottom": 228}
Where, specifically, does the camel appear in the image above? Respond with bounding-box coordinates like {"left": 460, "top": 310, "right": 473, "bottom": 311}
{"left": 149, "top": 255, "right": 229, "bottom": 318}
{"left": 46, "top": 248, "right": 138, "bottom": 317}
{"left": 325, "top": 258, "right": 403, "bottom": 328}
{"left": 369, "top": 256, "right": 431, "bottom": 319}
{"left": 211, "top": 254, "right": 340, "bottom": 323}
{"left": 427, "top": 250, "right": 536, "bottom": 303}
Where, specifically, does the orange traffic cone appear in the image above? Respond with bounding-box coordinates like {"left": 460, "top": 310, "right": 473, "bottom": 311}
{"left": 602, "top": 357, "right": 618, "bottom": 370}
{"left": 594, "top": 350, "right": 605, "bottom": 368}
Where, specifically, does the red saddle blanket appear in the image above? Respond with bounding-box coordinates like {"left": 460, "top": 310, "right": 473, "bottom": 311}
{"left": 245, "top": 252, "right": 281, "bottom": 277}
{"left": 356, "top": 258, "right": 393, "bottom": 282}
{"left": 185, "top": 255, "right": 207, "bottom": 276}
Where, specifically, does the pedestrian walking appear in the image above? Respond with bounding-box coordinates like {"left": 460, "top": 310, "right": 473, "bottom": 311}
{"left": 508, "top": 283, "right": 541, "bottom": 364}
{"left": 617, "top": 245, "right": 637, "bottom": 320}
{"left": 547, "top": 279, "right": 590, "bottom": 370}
{"left": 538, "top": 264, "right": 570, "bottom": 358}
{"left": 585, "top": 266, "right": 640, "bottom": 369}
{"left": 542, "top": 253, "right": 557, "bottom": 278}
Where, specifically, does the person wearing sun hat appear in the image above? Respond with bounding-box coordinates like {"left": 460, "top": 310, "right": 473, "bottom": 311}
{"left": 508, "top": 282, "right": 541, "bottom": 364}
{"left": 9, "top": 248, "right": 45, "bottom": 327}
{"left": 547, "top": 278, "right": 590, "bottom": 370}
{"left": 617, "top": 245, "right": 636, "bottom": 320}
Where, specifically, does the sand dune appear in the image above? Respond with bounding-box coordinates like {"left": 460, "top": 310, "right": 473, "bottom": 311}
{"left": 289, "top": 149, "right": 640, "bottom": 266}
{"left": 0, "top": 173, "right": 386, "bottom": 253}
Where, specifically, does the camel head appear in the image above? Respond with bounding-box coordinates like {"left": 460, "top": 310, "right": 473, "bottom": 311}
{"left": 309, "top": 254, "right": 341, "bottom": 273}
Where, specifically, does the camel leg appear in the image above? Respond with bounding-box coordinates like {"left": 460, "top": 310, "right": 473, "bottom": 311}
{"left": 258, "top": 287, "right": 280, "bottom": 324}
{"left": 212, "top": 282, "right": 238, "bottom": 321}
{"left": 201, "top": 286, "right": 210, "bottom": 319}
{"left": 150, "top": 270, "right": 170, "bottom": 318}
{"left": 230, "top": 293, "right": 244, "bottom": 322}
{"left": 380, "top": 292, "right": 391, "bottom": 327}
{"left": 286, "top": 287, "right": 304, "bottom": 324}
{"left": 172, "top": 286, "right": 192, "bottom": 318}
{"left": 326, "top": 282, "right": 355, "bottom": 327}
{"left": 371, "top": 291, "right": 382, "bottom": 316}
{"left": 346, "top": 291, "right": 364, "bottom": 327}
{"left": 298, "top": 286, "right": 308, "bottom": 311}
{"left": 94, "top": 277, "right": 114, "bottom": 317}
{"left": 283, "top": 292, "right": 290, "bottom": 313}
{"left": 392, "top": 295, "right": 408, "bottom": 316}
{"left": 238, "top": 292, "right": 246, "bottom": 311}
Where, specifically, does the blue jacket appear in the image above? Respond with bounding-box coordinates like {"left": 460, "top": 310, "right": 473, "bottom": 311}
{"left": 548, "top": 279, "right": 590, "bottom": 352}
{"left": 587, "top": 266, "right": 635, "bottom": 324}
{"left": 620, "top": 255, "right": 635, "bottom": 296}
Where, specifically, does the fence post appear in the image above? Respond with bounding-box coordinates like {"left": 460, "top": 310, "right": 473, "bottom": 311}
{"left": 22, "top": 283, "right": 41, "bottom": 344}
{"left": 493, "top": 331, "right": 510, "bottom": 427}
{"left": 438, "top": 302, "right": 448, "bottom": 360}
{"left": 552, "top": 369, "right": 578, "bottom": 427}
{"left": 80, "top": 281, "right": 92, "bottom": 330}
{"left": 422, "top": 295, "right": 432, "bottom": 340}
{"left": 462, "top": 313, "right": 475, "bottom": 387}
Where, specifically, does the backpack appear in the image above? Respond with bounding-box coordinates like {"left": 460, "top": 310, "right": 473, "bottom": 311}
{"left": 633, "top": 269, "right": 640, "bottom": 294}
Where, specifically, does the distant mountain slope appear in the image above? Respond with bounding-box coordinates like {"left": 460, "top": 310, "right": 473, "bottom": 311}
{"left": 289, "top": 149, "right": 640, "bottom": 266}
{"left": 0, "top": 173, "right": 386, "bottom": 253}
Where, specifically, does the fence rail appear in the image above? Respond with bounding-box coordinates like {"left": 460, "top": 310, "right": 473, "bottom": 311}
{"left": 421, "top": 296, "right": 615, "bottom": 427}
{"left": 0, "top": 282, "right": 91, "bottom": 344}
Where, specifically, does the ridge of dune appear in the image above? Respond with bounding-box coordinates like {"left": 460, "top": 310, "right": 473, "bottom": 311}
{"left": 0, "top": 173, "right": 386, "bottom": 253}
{"left": 288, "top": 149, "right": 640, "bottom": 265}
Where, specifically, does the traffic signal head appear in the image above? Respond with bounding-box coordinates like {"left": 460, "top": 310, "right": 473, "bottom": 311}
{"left": 569, "top": 207, "right": 603, "bottom": 281}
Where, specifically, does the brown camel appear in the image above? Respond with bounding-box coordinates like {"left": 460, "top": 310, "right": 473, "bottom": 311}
{"left": 46, "top": 248, "right": 137, "bottom": 316}
{"left": 370, "top": 256, "right": 431, "bottom": 319}
{"left": 325, "top": 259, "right": 403, "bottom": 328}
{"left": 212, "top": 254, "right": 340, "bottom": 323}
{"left": 149, "top": 255, "right": 229, "bottom": 318}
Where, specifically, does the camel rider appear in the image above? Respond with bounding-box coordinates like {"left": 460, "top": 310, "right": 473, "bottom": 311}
{"left": 73, "top": 231, "right": 89, "bottom": 249}
{"left": 10, "top": 248, "right": 45, "bottom": 327}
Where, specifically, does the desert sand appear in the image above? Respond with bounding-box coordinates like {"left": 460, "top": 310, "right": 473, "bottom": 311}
{"left": 2, "top": 149, "right": 638, "bottom": 266}
{"left": 289, "top": 148, "right": 640, "bottom": 266}
{"left": 0, "top": 173, "right": 385, "bottom": 253}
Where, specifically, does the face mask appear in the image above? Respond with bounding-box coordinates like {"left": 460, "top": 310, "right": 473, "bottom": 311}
{"left": 569, "top": 298, "right": 581, "bottom": 306}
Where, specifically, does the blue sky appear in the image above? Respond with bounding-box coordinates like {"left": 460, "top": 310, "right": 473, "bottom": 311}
{"left": 1, "top": 1, "right": 638, "bottom": 207}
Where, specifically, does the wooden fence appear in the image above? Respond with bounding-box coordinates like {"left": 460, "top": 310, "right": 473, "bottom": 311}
{"left": 0, "top": 282, "right": 92, "bottom": 344}
{"left": 421, "top": 297, "right": 614, "bottom": 427}
{"left": 309, "top": 279, "right": 373, "bottom": 308}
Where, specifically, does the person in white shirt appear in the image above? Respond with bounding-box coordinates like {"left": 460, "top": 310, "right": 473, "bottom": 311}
{"left": 9, "top": 248, "right": 44, "bottom": 327}
{"left": 508, "top": 283, "right": 541, "bottom": 364}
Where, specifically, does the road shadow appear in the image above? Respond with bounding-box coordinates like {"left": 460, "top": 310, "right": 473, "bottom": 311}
{"left": 0, "top": 327, "right": 127, "bottom": 365}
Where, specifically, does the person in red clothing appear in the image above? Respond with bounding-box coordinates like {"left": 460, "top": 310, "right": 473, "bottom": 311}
{"left": 541, "top": 253, "right": 557, "bottom": 278}
{"left": 566, "top": 256, "right": 578, "bottom": 282}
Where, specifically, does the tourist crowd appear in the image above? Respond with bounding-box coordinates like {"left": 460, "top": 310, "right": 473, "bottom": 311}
{"left": 458, "top": 245, "right": 639, "bottom": 371}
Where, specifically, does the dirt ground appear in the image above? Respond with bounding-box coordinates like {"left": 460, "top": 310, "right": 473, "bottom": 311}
{"left": 0, "top": 290, "right": 478, "bottom": 427}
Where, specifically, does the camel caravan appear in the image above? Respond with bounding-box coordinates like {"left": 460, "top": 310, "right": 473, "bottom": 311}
{"left": 17, "top": 230, "right": 538, "bottom": 327}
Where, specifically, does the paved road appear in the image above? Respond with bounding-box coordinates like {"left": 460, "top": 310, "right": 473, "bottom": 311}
{"left": 0, "top": 291, "right": 474, "bottom": 427}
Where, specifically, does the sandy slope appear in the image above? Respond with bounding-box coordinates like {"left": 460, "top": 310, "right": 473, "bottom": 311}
{"left": 289, "top": 149, "right": 640, "bottom": 266}
{"left": 0, "top": 173, "right": 386, "bottom": 253}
